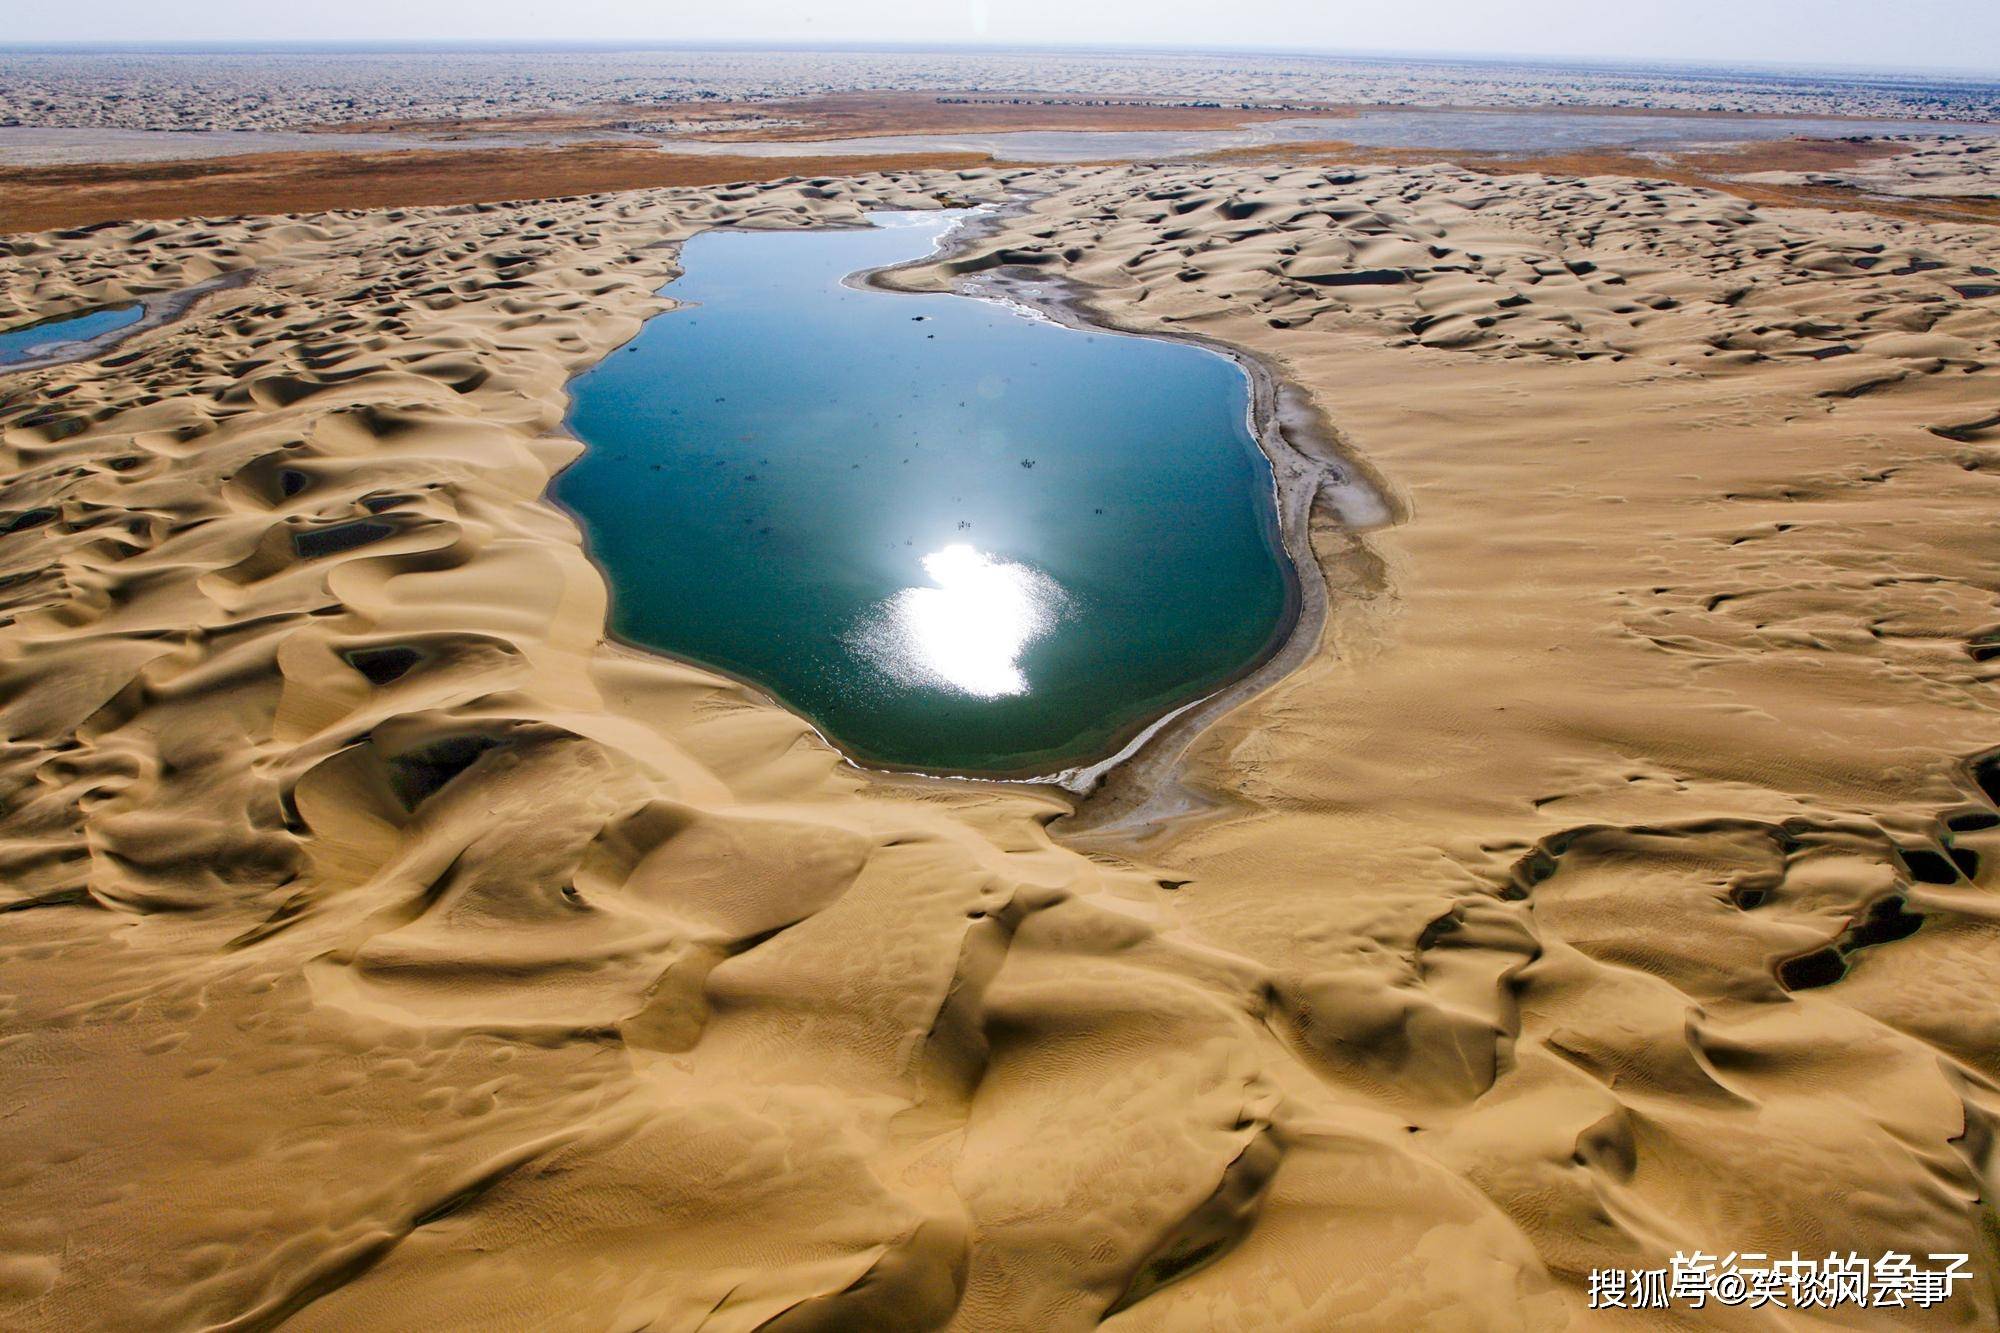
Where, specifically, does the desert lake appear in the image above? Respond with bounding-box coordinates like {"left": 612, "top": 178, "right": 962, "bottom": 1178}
{"left": 557, "top": 210, "right": 1291, "bottom": 775}
{"left": 0, "top": 301, "right": 143, "bottom": 367}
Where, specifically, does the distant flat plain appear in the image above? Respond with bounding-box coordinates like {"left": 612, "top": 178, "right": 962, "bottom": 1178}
{"left": 0, "top": 50, "right": 1995, "bottom": 234}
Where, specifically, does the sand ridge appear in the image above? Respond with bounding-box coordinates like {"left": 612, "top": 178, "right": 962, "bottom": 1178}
{"left": 1, "top": 158, "right": 1999, "bottom": 1328}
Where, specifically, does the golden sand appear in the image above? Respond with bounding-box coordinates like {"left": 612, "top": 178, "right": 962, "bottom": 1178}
{"left": 1, "top": 161, "right": 1997, "bottom": 1327}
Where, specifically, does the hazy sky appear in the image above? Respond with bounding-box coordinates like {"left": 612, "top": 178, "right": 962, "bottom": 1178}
{"left": 10, "top": 1, "right": 2000, "bottom": 74}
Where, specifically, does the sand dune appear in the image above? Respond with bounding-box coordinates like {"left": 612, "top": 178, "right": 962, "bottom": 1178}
{"left": 1731, "top": 133, "right": 2000, "bottom": 201}
{"left": 2, "top": 158, "right": 1998, "bottom": 1328}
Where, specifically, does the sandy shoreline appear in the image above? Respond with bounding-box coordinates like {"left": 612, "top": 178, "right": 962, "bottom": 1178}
{"left": 855, "top": 200, "right": 1372, "bottom": 798}
{"left": 3, "top": 157, "right": 2000, "bottom": 1328}
{"left": 947, "top": 264, "right": 1396, "bottom": 830}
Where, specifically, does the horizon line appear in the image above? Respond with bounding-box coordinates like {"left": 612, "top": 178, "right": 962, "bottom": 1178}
{"left": 1, "top": 39, "right": 1997, "bottom": 81}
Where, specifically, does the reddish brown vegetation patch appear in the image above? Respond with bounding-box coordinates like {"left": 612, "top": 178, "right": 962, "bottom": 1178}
{"left": 0, "top": 144, "right": 992, "bottom": 235}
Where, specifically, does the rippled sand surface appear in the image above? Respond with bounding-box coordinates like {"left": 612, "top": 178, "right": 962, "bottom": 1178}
{"left": 2, "top": 159, "right": 1999, "bottom": 1327}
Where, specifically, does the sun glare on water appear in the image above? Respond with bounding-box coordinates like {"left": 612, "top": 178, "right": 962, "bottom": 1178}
{"left": 856, "top": 545, "right": 1065, "bottom": 699}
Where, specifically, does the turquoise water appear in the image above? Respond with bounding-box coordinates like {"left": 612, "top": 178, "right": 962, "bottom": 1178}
{"left": 0, "top": 302, "right": 143, "bottom": 367}
{"left": 557, "top": 211, "right": 1290, "bottom": 775}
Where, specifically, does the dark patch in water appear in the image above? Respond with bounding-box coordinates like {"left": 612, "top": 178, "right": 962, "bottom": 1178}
{"left": 1899, "top": 845, "right": 1961, "bottom": 884}
{"left": 1778, "top": 947, "right": 1847, "bottom": 991}
{"left": 344, "top": 645, "right": 423, "bottom": 686}
{"left": 293, "top": 520, "right": 394, "bottom": 560}
{"left": 0, "top": 508, "right": 57, "bottom": 536}
{"left": 1300, "top": 268, "right": 1408, "bottom": 287}
{"left": 1777, "top": 894, "right": 1924, "bottom": 992}
{"left": 386, "top": 735, "right": 502, "bottom": 811}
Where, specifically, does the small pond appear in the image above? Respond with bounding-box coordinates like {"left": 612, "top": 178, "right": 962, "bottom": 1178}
{"left": 557, "top": 211, "right": 1292, "bottom": 775}
{"left": 0, "top": 303, "right": 144, "bottom": 368}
